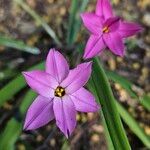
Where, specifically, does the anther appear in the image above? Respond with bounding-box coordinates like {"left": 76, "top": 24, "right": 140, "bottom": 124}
{"left": 54, "top": 86, "right": 65, "bottom": 97}
{"left": 102, "top": 26, "right": 109, "bottom": 33}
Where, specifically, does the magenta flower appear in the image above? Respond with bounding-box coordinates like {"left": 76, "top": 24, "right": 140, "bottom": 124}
{"left": 23, "top": 49, "right": 99, "bottom": 137}
{"left": 81, "top": 0, "right": 143, "bottom": 59}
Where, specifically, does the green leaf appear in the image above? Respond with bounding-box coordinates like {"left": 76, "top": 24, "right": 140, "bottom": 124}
{"left": 14, "top": 0, "right": 61, "bottom": 46}
{"left": 89, "top": 57, "right": 131, "bottom": 150}
{"left": 0, "top": 119, "right": 22, "bottom": 150}
{"left": 0, "top": 62, "right": 44, "bottom": 106}
{"left": 139, "top": 95, "right": 150, "bottom": 112}
{"left": 88, "top": 60, "right": 150, "bottom": 148}
{"left": 116, "top": 101, "right": 150, "bottom": 148}
{"left": 61, "top": 139, "right": 70, "bottom": 150}
{"left": 106, "top": 70, "right": 150, "bottom": 111}
{"left": 0, "top": 36, "right": 40, "bottom": 54}
{"left": 88, "top": 77, "right": 114, "bottom": 150}
{"left": 0, "top": 69, "right": 18, "bottom": 81}
{"left": 101, "top": 111, "right": 115, "bottom": 150}
{"left": 67, "top": 0, "right": 89, "bottom": 45}
{"left": 0, "top": 90, "right": 37, "bottom": 150}
{"left": 67, "top": 0, "right": 78, "bottom": 44}
{"left": 106, "top": 70, "right": 137, "bottom": 98}
{"left": 20, "top": 91, "right": 37, "bottom": 114}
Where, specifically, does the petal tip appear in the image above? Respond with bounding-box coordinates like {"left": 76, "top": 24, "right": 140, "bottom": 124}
{"left": 96, "top": 104, "right": 101, "bottom": 110}
{"left": 80, "top": 13, "right": 86, "bottom": 19}
{"left": 49, "top": 48, "right": 56, "bottom": 52}
{"left": 83, "top": 53, "right": 91, "bottom": 60}
{"left": 48, "top": 48, "right": 57, "bottom": 57}
{"left": 23, "top": 123, "right": 28, "bottom": 131}
{"left": 80, "top": 13, "right": 83, "bottom": 18}
{"left": 139, "top": 25, "right": 144, "bottom": 32}
{"left": 22, "top": 71, "right": 29, "bottom": 77}
{"left": 118, "top": 50, "right": 125, "bottom": 57}
{"left": 82, "top": 61, "right": 93, "bottom": 69}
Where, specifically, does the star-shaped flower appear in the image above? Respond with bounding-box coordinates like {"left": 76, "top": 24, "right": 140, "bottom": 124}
{"left": 81, "top": 0, "right": 143, "bottom": 59}
{"left": 23, "top": 49, "right": 100, "bottom": 137}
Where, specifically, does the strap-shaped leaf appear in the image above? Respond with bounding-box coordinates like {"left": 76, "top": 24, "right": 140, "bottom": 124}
{"left": 106, "top": 70, "right": 150, "bottom": 112}
{"left": 89, "top": 57, "right": 131, "bottom": 150}
{"left": 14, "top": 0, "right": 61, "bottom": 46}
{"left": 116, "top": 101, "right": 150, "bottom": 148}
{"left": 0, "top": 90, "right": 37, "bottom": 150}
{"left": 0, "top": 62, "right": 44, "bottom": 106}
{"left": 0, "top": 36, "right": 40, "bottom": 54}
{"left": 67, "top": 0, "right": 89, "bottom": 45}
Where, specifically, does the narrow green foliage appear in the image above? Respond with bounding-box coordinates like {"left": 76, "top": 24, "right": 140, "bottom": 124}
{"left": 0, "top": 36, "right": 40, "bottom": 54}
{"left": 67, "top": 0, "right": 89, "bottom": 45}
{"left": 139, "top": 95, "right": 150, "bottom": 112}
{"left": 0, "top": 90, "right": 37, "bottom": 150}
{"left": 106, "top": 70, "right": 137, "bottom": 98}
{"left": 0, "top": 69, "right": 18, "bottom": 81}
{"left": 116, "top": 101, "right": 150, "bottom": 148}
{"left": 89, "top": 57, "right": 131, "bottom": 150}
{"left": 88, "top": 81, "right": 114, "bottom": 150}
{"left": 0, "top": 62, "right": 44, "bottom": 106}
{"left": 88, "top": 59, "right": 150, "bottom": 148}
{"left": 106, "top": 70, "right": 150, "bottom": 111}
{"left": 20, "top": 91, "right": 37, "bottom": 114}
{"left": 14, "top": 0, "right": 61, "bottom": 46}
{"left": 0, "top": 119, "right": 22, "bottom": 150}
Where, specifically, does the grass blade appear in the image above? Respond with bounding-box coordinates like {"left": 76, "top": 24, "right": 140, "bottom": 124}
{"left": 140, "top": 95, "right": 150, "bottom": 112}
{"left": 0, "top": 62, "right": 44, "bottom": 106}
{"left": 87, "top": 79, "right": 114, "bottom": 150}
{"left": 88, "top": 59, "right": 150, "bottom": 148}
{"left": 106, "top": 70, "right": 150, "bottom": 111}
{"left": 0, "top": 36, "right": 40, "bottom": 54}
{"left": 101, "top": 111, "right": 115, "bottom": 150}
{"left": 116, "top": 101, "right": 150, "bottom": 148}
{"left": 106, "top": 70, "right": 137, "bottom": 98}
{"left": 67, "top": 0, "right": 78, "bottom": 44}
{"left": 90, "top": 57, "right": 131, "bottom": 150}
{"left": 0, "top": 90, "right": 37, "bottom": 150}
{"left": 0, "top": 119, "right": 22, "bottom": 150}
{"left": 67, "top": 0, "right": 89, "bottom": 45}
{"left": 0, "top": 69, "right": 18, "bottom": 81}
{"left": 14, "top": 0, "right": 61, "bottom": 46}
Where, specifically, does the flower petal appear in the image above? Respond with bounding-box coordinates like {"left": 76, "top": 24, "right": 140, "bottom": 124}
{"left": 46, "top": 48, "right": 69, "bottom": 83}
{"left": 23, "top": 71, "right": 58, "bottom": 98}
{"left": 119, "top": 21, "right": 143, "bottom": 38}
{"left": 96, "top": 0, "right": 113, "bottom": 19}
{"left": 61, "top": 62, "right": 92, "bottom": 94}
{"left": 53, "top": 96, "right": 76, "bottom": 138}
{"left": 24, "top": 96, "right": 54, "bottom": 130}
{"left": 70, "top": 87, "right": 100, "bottom": 112}
{"left": 80, "top": 13, "right": 104, "bottom": 35}
{"left": 103, "top": 32, "right": 125, "bottom": 56}
{"left": 104, "top": 17, "right": 120, "bottom": 32}
{"left": 83, "top": 35, "right": 106, "bottom": 59}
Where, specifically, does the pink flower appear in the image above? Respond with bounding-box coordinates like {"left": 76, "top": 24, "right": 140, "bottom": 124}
{"left": 81, "top": 0, "right": 143, "bottom": 59}
{"left": 23, "top": 49, "right": 99, "bottom": 138}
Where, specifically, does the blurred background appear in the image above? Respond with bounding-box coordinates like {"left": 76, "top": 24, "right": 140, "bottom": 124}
{"left": 0, "top": 0, "right": 149, "bottom": 149}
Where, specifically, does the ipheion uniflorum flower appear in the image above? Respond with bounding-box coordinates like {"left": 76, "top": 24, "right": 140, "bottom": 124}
{"left": 23, "top": 49, "right": 100, "bottom": 138}
{"left": 81, "top": 0, "right": 143, "bottom": 59}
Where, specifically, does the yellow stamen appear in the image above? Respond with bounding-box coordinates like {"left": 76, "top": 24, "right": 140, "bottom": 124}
{"left": 102, "top": 26, "right": 109, "bottom": 33}
{"left": 54, "top": 86, "right": 65, "bottom": 97}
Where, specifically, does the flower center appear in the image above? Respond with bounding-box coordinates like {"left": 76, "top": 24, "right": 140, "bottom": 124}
{"left": 54, "top": 86, "right": 66, "bottom": 97}
{"left": 102, "top": 26, "right": 109, "bottom": 33}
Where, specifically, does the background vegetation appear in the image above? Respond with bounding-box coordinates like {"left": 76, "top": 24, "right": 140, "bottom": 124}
{"left": 0, "top": 0, "right": 149, "bottom": 149}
